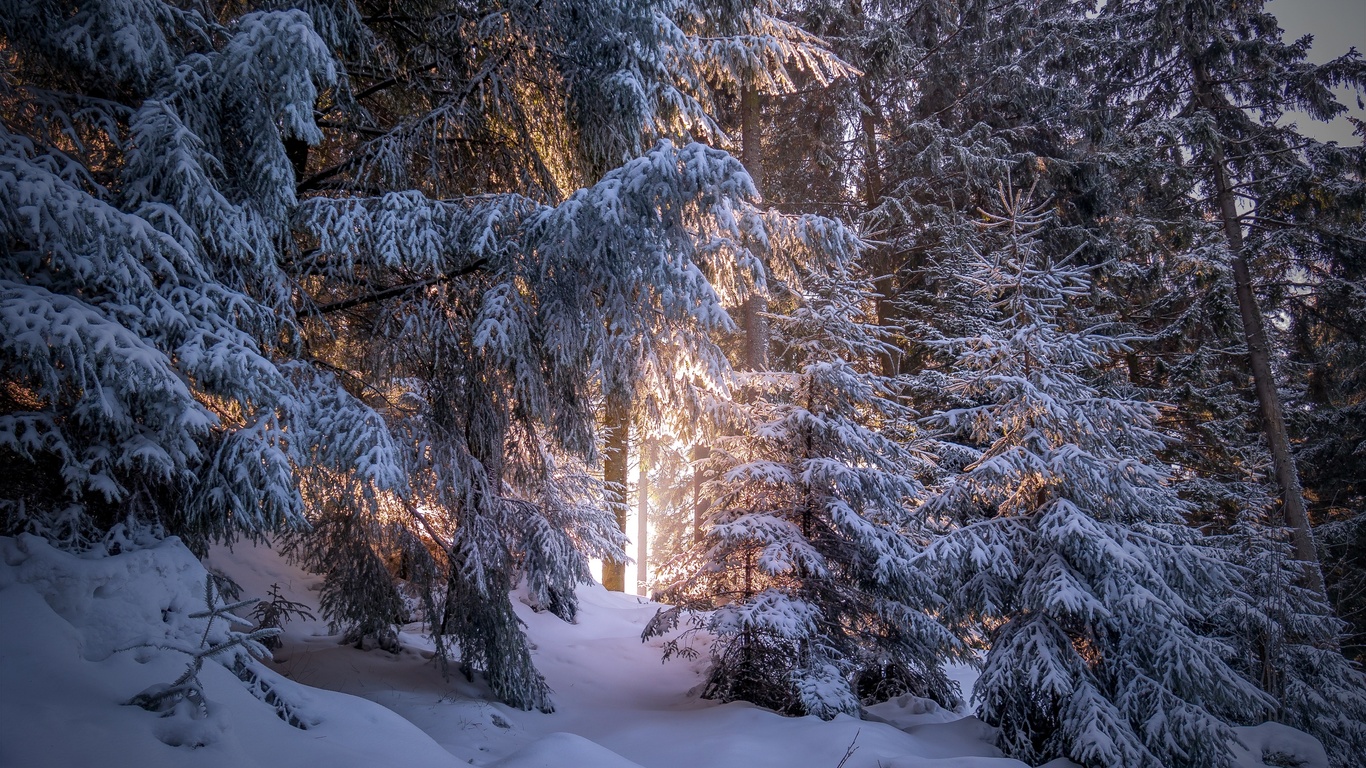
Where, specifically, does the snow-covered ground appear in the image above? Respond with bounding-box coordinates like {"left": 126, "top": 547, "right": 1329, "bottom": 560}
{"left": 0, "top": 534, "right": 1326, "bottom": 768}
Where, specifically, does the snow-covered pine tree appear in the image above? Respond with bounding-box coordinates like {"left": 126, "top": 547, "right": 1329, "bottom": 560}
{"left": 918, "top": 183, "right": 1271, "bottom": 768}
{"left": 268, "top": 0, "right": 866, "bottom": 708}
{"left": 1214, "top": 512, "right": 1366, "bottom": 767}
{"left": 0, "top": 0, "right": 862, "bottom": 716}
{"left": 1113, "top": 224, "right": 1366, "bottom": 763}
{"left": 790, "top": 0, "right": 1085, "bottom": 379}
{"left": 293, "top": 127, "right": 877, "bottom": 709}
{"left": 0, "top": 0, "right": 415, "bottom": 554}
{"left": 648, "top": 233, "right": 962, "bottom": 719}
{"left": 663, "top": 0, "right": 855, "bottom": 139}
{"left": 1070, "top": 0, "right": 1366, "bottom": 602}
{"left": 292, "top": 140, "right": 760, "bottom": 710}
{"left": 1055, "top": 4, "right": 1366, "bottom": 758}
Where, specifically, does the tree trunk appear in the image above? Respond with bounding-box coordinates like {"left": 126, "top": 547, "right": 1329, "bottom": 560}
{"left": 636, "top": 437, "right": 653, "bottom": 595}
{"left": 741, "top": 85, "right": 769, "bottom": 371}
{"left": 1195, "top": 63, "right": 1326, "bottom": 599}
{"left": 859, "top": 80, "right": 897, "bottom": 378}
{"left": 850, "top": 0, "right": 896, "bottom": 378}
{"left": 691, "top": 444, "right": 710, "bottom": 541}
{"left": 601, "top": 394, "right": 630, "bottom": 592}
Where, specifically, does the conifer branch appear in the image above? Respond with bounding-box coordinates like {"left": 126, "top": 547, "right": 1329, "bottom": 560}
{"left": 302, "top": 260, "right": 489, "bottom": 315}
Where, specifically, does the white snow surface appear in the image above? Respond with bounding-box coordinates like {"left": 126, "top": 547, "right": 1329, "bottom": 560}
{"left": 0, "top": 534, "right": 1326, "bottom": 768}
{"left": 1230, "top": 722, "right": 1329, "bottom": 768}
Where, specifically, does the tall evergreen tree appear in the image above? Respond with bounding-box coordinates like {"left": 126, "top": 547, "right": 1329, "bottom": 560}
{"left": 918, "top": 184, "right": 1271, "bottom": 768}
{"left": 1073, "top": 0, "right": 1366, "bottom": 599}
{"left": 1057, "top": 7, "right": 1366, "bottom": 759}
{"left": 0, "top": 0, "right": 372, "bottom": 548}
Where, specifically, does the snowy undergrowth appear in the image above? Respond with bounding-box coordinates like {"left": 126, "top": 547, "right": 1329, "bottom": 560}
{"left": 0, "top": 535, "right": 1327, "bottom": 768}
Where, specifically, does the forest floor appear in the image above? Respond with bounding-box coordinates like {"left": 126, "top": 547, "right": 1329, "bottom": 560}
{"left": 0, "top": 534, "right": 1317, "bottom": 768}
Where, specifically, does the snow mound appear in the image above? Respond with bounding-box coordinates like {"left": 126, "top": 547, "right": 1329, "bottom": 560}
{"left": 865, "top": 692, "right": 962, "bottom": 729}
{"left": 1231, "top": 722, "right": 1328, "bottom": 768}
{"left": 490, "top": 732, "right": 644, "bottom": 768}
{"left": 0, "top": 532, "right": 211, "bottom": 659}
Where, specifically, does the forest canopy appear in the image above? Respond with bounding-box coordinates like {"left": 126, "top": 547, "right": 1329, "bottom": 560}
{"left": 2, "top": 0, "right": 1366, "bottom": 765}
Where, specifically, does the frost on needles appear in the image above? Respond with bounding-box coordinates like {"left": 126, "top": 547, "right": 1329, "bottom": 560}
{"left": 0, "top": 3, "right": 339, "bottom": 544}
{"left": 647, "top": 223, "right": 964, "bottom": 720}
{"left": 915, "top": 184, "right": 1272, "bottom": 768}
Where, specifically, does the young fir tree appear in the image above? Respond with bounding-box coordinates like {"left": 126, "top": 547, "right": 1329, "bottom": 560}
{"left": 612, "top": 0, "right": 859, "bottom": 593}
{"left": 918, "top": 184, "right": 1271, "bottom": 768}
{"left": 1214, "top": 512, "right": 1366, "bottom": 767}
{"left": 648, "top": 241, "right": 962, "bottom": 719}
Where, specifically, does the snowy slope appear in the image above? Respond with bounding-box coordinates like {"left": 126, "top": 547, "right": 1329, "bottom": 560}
{"left": 0, "top": 534, "right": 461, "bottom": 768}
{"left": 0, "top": 535, "right": 1326, "bottom": 768}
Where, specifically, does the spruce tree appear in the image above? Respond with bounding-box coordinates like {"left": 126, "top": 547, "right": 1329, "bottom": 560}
{"left": 649, "top": 235, "right": 962, "bottom": 719}
{"left": 0, "top": 0, "right": 389, "bottom": 550}
{"left": 1058, "top": 5, "right": 1366, "bottom": 758}
{"left": 1072, "top": 0, "right": 1366, "bottom": 599}
{"left": 918, "top": 184, "right": 1270, "bottom": 767}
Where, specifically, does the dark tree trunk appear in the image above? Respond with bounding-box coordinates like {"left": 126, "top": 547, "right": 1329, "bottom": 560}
{"left": 285, "top": 136, "right": 309, "bottom": 179}
{"left": 859, "top": 80, "right": 897, "bottom": 377}
{"left": 741, "top": 85, "right": 769, "bottom": 371}
{"left": 1194, "top": 62, "right": 1326, "bottom": 599}
{"left": 601, "top": 394, "right": 631, "bottom": 592}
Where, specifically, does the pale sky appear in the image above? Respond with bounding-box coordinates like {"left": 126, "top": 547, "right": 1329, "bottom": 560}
{"left": 1271, "top": 0, "right": 1365, "bottom": 145}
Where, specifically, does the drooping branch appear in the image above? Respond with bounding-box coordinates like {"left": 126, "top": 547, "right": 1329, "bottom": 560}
{"left": 301, "top": 259, "right": 488, "bottom": 316}
{"left": 352, "top": 62, "right": 440, "bottom": 101}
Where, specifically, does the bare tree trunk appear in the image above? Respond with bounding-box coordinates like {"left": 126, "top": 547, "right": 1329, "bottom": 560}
{"left": 1194, "top": 63, "right": 1326, "bottom": 599}
{"left": 741, "top": 85, "right": 769, "bottom": 371}
{"left": 691, "top": 444, "right": 710, "bottom": 541}
{"left": 601, "top": 394, "right": 630, "bottom": 592}
{"left": 858, "top": 81, "right": 897, "bottom": 378}
{"left": 636, "top": 437, "right": 653, "bottom": 595}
